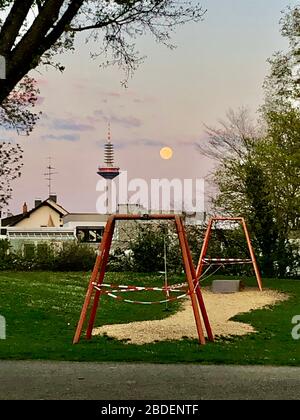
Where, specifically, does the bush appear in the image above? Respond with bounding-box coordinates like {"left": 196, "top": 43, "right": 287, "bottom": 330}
{"left": 0, "top": 240, "right": 97, "bottom": 272}
{"left": 54, "top": 242, "right": 96, "bottom": 271}
{"left": 35, "top": 243, "right": 56, "bottom": 270}
{"left": 108, "top": 247, "right": 133, "bottom": 272}
{"left": 0, "top": 239, "right": 12, "bottom": 270}
{"left": 125, "top": 224, "right": 183, "bottom": 274}
{"left": 110, "top": 223, "right": 256, "bottom": 275}
{"left": 129, "top": 225, "right": 166, "bottom": 273}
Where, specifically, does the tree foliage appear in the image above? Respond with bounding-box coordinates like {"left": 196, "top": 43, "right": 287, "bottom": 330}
{"left": 210, "top": 108, "right": 300, "bottom": 277}
{"left": 0, "top": 0, "right": 206, "bottom": 133}
{"left": 198, "top": 6, "right": 300, "bottom": 277}
{"left": 0, "top": 76, "right": 40, "bottom": 134}
{"left": 0, "top": 141, "right": 23, "bottom": 210}
{"left": 198, "top": 107, "right": 260, "bottom": 161}
{"left": 264, "top": 5, "right": 300, "bottom": 108}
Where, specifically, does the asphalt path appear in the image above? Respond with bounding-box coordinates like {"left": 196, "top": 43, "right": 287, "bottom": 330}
{"left": 0, "top": 361, "right": 299, "bottom": 400}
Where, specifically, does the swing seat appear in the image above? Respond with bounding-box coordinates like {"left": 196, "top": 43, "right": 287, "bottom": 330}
{"left": 212, "top": 280, "right": 245, "bottom": 294}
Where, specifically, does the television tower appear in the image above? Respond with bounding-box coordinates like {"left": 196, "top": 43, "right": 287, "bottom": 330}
{"left": 97, "top": 124, "right": 120, "bottom": 180}
{"left": 97, "top": 124, "right": 120, "bottom": 214}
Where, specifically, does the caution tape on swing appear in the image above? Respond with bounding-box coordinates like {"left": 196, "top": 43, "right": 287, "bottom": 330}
{"left": 92, "top": 282, "right": 196, "bottom": 305}
{"left": 202, "top": 258, "right": 252, "bottom": 265}
{"left": 91, "top": 262, "right": 220, "bottom": 305}
{"left": 90, "top": 259, "right": 231, "bottom": 305}
{"left": 104, "top": 291, "right": 189, "bottom": 305}
{"left": 93, "top": 283, "right": 187, "bottom": 293}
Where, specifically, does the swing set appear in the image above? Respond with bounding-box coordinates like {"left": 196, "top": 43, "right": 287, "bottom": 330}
{"left": 196, "top": 217, "right": 263, "bottom": 291}
{"left": 73, "top": 214, "right": 262, "bottom": 346}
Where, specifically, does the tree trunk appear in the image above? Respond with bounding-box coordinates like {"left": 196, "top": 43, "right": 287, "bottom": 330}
{"left": 0, "top": 0, "right": 84, "bottom": 105}
{"left": 0, "top": 0, "right": 34, "bottom": 56}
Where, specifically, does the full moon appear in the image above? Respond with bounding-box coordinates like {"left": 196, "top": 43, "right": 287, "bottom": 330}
{"left": 160, "top": 147, "right": 173, "bottom": 160}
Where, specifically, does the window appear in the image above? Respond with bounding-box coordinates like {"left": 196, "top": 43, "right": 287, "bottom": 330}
{"left": 76, "top": 227, "right": 104, "bottom": 243}
{"left": 23, "top": 244, "right": 35, "bottom": 259}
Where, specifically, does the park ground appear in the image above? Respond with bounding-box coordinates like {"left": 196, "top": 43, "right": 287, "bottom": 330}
{"left": 0, "top": 272, "right": 299, "bottom": 365}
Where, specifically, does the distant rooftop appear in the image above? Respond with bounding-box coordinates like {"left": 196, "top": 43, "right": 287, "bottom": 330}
{"left": 63, "top": 213, "right": 109, "bottom": 223}
{"left": 1, "top": 197, "right": 68, "bottom": 227}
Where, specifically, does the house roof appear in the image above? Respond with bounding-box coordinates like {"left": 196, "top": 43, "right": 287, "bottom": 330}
{"left": 1, "top": 198, "right": 69, "bottom": 227}
{"left": 1, "top": 214, "right": 25, "bottom": 227}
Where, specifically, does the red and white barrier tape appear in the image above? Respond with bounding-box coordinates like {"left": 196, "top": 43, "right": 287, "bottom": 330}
{"left": 202, "top": 258, "right": 252, "bottom": 265}
{"left": 93, "top": 283, "right": 186, "bottom": 293}
{"left": 91, "top": 282, "right": 201, "bottom": 305}
{"left": 104, "top": 291, "right": 189, "bottom": 305}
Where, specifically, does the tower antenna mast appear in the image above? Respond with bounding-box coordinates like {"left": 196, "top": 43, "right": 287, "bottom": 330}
{"left": 44, "top": 157, "right": 58, "bottom": 197}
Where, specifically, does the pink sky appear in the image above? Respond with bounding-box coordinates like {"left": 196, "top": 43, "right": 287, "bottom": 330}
{"left": 1, "top": 0, "right": 295, "bottom": 214}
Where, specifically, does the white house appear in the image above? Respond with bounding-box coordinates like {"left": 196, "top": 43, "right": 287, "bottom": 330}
{"left": 0, "top": 196, "right": 73, "bottom": 251}
{"left": 1, "top": 196, "right": 68, "bottom": 229}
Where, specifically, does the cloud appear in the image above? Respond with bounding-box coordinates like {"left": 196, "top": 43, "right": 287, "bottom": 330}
{"left": 98, "top": 88, "right": 155, "bottom": 103}
{"left": 135, "top": 138, "right": 165, "bottom": 147}
{"left": 95, "top": 138, "right": 165, "bottom": 150}
{"left": 93, "top": 110, "right": 142, "bottom": 128}
{"left": 177, "top": 139, "right": 202, "bottom": 149}
{"left": 109, "top": 115, "right": 142, "bottom": 128}
{"left": 51, "top": 118, "right": 95, "bottom": 132}
{"left": 41, "top": 113, "right": 98, "bottom": 133}
{"left": 41, "top": 134, "right": 80, "bottom": 142}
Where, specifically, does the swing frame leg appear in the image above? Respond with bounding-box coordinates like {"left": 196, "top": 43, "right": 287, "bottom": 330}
{"left": 86, "top": 220, "right": 115, "bottom": 340}
{"left": 178, "top": 217, "right": 214, "bottom": 342}
{"left": 73, "top": 217, "right": 115, "bottom": 344}
{"left": 176, "top": 216, "right": 209, "bottom": 345}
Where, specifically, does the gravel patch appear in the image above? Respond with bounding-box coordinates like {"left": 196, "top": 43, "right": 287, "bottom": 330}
{"left": 93, "top": 288, "right": 287, "bottom": 345}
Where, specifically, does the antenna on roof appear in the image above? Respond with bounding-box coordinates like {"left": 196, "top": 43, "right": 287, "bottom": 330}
{"left": 44, "top": 157, "right": 58, "bottom": 197}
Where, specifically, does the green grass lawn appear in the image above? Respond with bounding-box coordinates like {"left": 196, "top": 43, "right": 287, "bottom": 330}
{"left": 0, "top": 271, "right": 299, "bottom": 365}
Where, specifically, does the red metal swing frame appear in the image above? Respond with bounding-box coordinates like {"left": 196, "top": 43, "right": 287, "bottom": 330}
{"left": 196, "top": 217, "right": 263, "bottom": 291}
{"left": 73, "top": 214, "right": 214, "bottom": 345}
